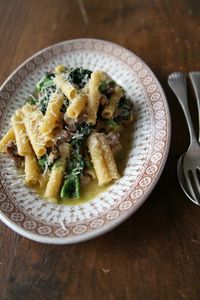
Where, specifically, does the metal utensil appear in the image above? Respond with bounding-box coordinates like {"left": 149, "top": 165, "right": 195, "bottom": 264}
{"left": 189, "top": 71, "right": 200, "bottom": 142}
{"left": 168, "top": 72, "right": 200, "bottom": 205}
{"left": 177, "top": 154, "right": 199, "bottom": 204}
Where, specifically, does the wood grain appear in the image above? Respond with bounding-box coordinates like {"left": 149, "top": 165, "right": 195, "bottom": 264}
{"left": 0, "top": 0, "right": 200, "bottom": 299}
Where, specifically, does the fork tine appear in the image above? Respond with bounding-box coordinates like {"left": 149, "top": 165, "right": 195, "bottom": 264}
{"left": 185, "top": 170, "right": 200, "bottom": 205}
{"left": 192, "top": 170, "right": 200, "bottom": 203}
{"left": 189, "top": 72, "right": 200, "bottom": 143}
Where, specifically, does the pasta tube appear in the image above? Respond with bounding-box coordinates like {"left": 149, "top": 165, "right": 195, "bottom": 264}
{"left": 101, "top": 86, "right": 124, "bottom": 119}
{"left": 39, "top": 92, "right": 64, "bottom": 135}
{"left": 42, "top": 132, "right": 54, "bottom": 148}
{"left": 11, "top": 113, "right": 32, "bottom": 156}
{"left": 39, "top": 172, "right": 50, "bottom": 189}
{"left": 22, "top": 104, "right": 46, "bottom": 158}
{"left": 44, "top": 143, "right": 70, "bottom": 200}
{"left": 55, "top": 64, "right": 66, "bottom": 74}
{"left": 44, "top": 158, "right": 65, "bottom": 200}
{"left": 54, "top": 74, "right": 77, "bottom": 100}
{"left": 58, "top": 142, "right": 71, "bottom": 158}
{"left": 66, "top": 94, "right": 88, "bottom": 119}
{"left": 86, "top": 70, "right": 107, "bottom": 125}
{"left": 24, "top": 151, "right": 40, "bottom": 186}
{"left": 87, "top": 132, "right": 120, "bottom": 185}
{"left": 0, "top": 128, "right": 15, "bottom": 153}
{"left": 97, "top": 133, "right": 120, "bottom": 180}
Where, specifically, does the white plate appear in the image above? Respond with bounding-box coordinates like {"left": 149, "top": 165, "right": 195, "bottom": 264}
{"left": 0, "top": 39, "right": 171, "bottom": 244}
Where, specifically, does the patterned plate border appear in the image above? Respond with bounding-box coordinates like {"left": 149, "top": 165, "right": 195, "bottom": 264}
{"left": 0, "top": 39, "right": 171, "bottom": 244}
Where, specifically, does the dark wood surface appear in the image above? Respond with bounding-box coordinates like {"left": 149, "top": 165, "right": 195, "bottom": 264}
{"left": 0, "top": 0, "right": 200, "bottom": 299}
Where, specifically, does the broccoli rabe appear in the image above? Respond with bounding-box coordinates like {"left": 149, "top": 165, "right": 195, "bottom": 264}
{"left": 60, "top": 174, "right": 80, "bottom": 198}
{"left": 99, "top": 80, "right": 116, "bottom": 98}
{"left": 68, "top": 68, "right": 92, "bottom": 89}
{"left": 114, "top": 96, "right": 132, "bottom": 122}
{"left": 35, "top": 72, "right": 57, "bottom": 114}
{"left": 60, "top": 122, "right": 92, "bottom": 199}
{"left": 104, "top": 120, "right": 121, "bottom": 132}
{"left": 71, "top": 122, "right": 92, "bottom": 148}
{"left": 36, "top": 72, "right": 55, "bottom": 92}
{"left": 38, "top": 154, "right": 53, "bottom": 171}
{"left": 26, "top": 94, "right": 37, "bottom": 105}
{"left": 60, "top": 151, "right": 83, "bottom": 199}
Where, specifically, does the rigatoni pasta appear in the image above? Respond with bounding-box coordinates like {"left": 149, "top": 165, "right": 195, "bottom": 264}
{"left": 66, "top": 94, "right": 87, "bottom": 119}
{"left": 39, "top": 92, "right": 64, "bottom": 134}
{"left": 24, "top": 151, "right": 40, "bottom": 186}
{"left": 44, "top": 159, "right": 66, "bottom": 200}
{"left": 101, "top": 86, "right": 123, "bottom": 119}
{"left": 87, "top": 133, "right": 119, "bottom": 185}
{"left": 54, "top": 73, "right": 77, "bottom": 100}
{"left": 0, "top": 128, "right": 15, "bottom": 153}
{"left": 87, "top": 133, "right": 112, "bottom": 185}
{"left": 0, "top": 65, "right": 134, "bottom": 203}
{"left": 11, "top": 113, "right": 32, "bottom": 156}
{"left": 86, "top": 70, "right": 106, "bottom": 124}
{"left": 22, "top": 104, "right": 47, "bottom": 158}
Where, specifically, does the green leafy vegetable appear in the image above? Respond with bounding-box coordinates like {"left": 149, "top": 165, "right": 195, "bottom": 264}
{"left": 115, "top": 96, "right": 132, "bottom": 122}
{"left": 35, "top": 72, "right": 57, "bottom": 114}
{"left": 68, "top": 68, "right": 92, "bottom": 89}
{"left": 26, "top": 95, "right": 36, "bottom": 105}
{"left": 38, "top": 154, "right": 53, "bottom": 171}
{"left": 71, "top": 122, "right": 92, "bottom": 148}
{"left": 60, "top": 122, "right": 92, "bottom": 199}
{"left": 60, "top": 174, "right": 80, "bottom": 198}
{"left": 38, "top": 154, "right": 48, "bottom": 171}
{"left": 68, "top": 149, "right": 85, "bottom": 175}
{"left": 61, "top": 148, "right": 83, "bottom": 199}
{"left": 54, "top": 158, "right": 65, "bottom": 170}
{"left": 104, "top": 120, "right": 120, "bottom": 132}
{"left": 118, "top": 96, "right": 130, "bottom": 108}
{"left": 36, "top": 72, "right": 55, "bottom": 92}
{"left": 99, "top": 80, "right": 116, "bottom": 98}
{"left": 99, "top": 80, "right": 107, "bottom": 94}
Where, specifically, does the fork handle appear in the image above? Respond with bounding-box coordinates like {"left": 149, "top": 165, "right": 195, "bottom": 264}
{"left": 189, "top": 72, "right": 200, "bottom": 143}
{"left": 168, "top": 72, "right": 197, "bottom": 146}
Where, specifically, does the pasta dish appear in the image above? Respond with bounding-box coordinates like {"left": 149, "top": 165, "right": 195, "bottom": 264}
{"left": 0, "top": 65, "right": 134, "bottom": 203}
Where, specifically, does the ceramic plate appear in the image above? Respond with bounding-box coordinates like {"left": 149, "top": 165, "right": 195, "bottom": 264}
{"left": 0, "top": 39, "right": 170, "bottom": 244}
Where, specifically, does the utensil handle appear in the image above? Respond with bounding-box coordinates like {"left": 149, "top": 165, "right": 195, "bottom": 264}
{"left": 189, "top": 72, "right": 200, "bottom": 143}
{"left": 168, "top": 72, "right": 197, "bottom": 146}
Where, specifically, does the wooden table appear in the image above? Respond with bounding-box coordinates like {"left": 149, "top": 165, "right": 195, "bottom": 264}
{"left": 0, "top": 0, "right": 200, "bottom": 299}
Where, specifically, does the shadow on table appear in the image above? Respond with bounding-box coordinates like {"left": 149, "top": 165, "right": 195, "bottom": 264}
{"left": 91, "top": 153, "right": 196, "bottom": 249}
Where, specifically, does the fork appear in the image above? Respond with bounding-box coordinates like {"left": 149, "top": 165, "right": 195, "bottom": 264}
{"left": 168, "top": 72, "right": 200, "bottom": 204}
{"left": 189, "top": 72, "right": 200, "bottom": 142}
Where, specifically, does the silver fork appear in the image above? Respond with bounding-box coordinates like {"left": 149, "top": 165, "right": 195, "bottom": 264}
{"left": 189, "top": 72, "right": 200, "bottom": 142}
{"left": 168, "top": 72, "right": 200, "bottom": 205}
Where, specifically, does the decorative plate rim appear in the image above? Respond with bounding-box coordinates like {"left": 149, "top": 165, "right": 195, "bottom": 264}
{"left": 0, "top": 38, "right": 171, "bottom": 244}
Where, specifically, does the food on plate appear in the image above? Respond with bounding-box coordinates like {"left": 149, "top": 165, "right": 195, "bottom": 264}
{"left": 0, "top": 65, "right": 134, "bottom": 203}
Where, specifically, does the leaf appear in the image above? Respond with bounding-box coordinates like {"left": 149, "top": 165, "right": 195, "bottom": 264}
{"left": 68, "top": 68, "right": 92, "bottom": 89}
{"left": 61, "top": 122, "right": 92, "bottom": 199}
{"left": 115, "top": 96, "right": 133, "bottom": 122}
{"left": 26, "top": 95, "right": 36, "bottom": 105}
{"left": 99, "top": 80, "right": 107, "bottom": 94}
{"left": 36, "top": 72, "right": 55, "bottom": 91}
{"left": 99, "top": 80, "right": 116, "bottom": 98}
{"left": 60, "top": 174, "right": 80, "bottom": 198}
{"left": 38, "top": 154, "right": 48, "bottom": 171}
{"left": 71, "top": 122, "right": 92, "bottom": 148}
{"left": 38, "top": 154, "right": 53, "bottom": 171}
